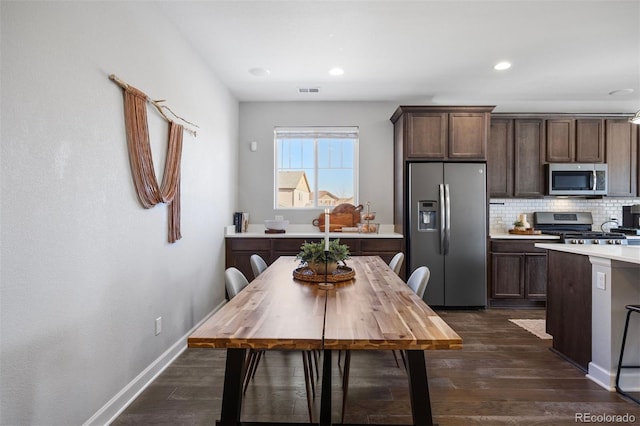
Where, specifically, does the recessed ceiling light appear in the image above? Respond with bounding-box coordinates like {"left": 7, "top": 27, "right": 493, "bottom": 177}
{"left": 249, "top": 67, "right": 271, "bottom": 77}
{"left": 329, "top": 67, "right": 344, "bottom": 76}
{"left": 494, "top": 61, "right": 511, "bottom": 71}
{"left": 608, "top": 88, "right": 634, "bottom": 96}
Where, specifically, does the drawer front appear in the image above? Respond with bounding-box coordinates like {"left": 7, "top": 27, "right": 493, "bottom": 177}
{"left": 360, "top": 238, "right": 403, "bottom": 253}
{"left": 227, "top": 238, "right": 271, "bottom": 251}
{"left": 271, "top": 238, "right": 311, "bottom": 252}
{"left": 490, "top": 240, "right": 550, "bottom": 253}
{"left": 272, "top": 238, "right": 360, "bottom": 256}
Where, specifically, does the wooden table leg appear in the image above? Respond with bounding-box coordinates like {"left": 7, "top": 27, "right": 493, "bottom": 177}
{"left": 319, "top": 349, "right": 332, "bottom": 426}
{"left": 406, "top": 350, "right": 434, "bottom": 426}
{"left": 217, "top": 348, "right": 246, "bottom": 426}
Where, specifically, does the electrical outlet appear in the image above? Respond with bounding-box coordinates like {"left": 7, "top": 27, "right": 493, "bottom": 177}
{"left": 155, "top": 317, "right": 162, "bottom": 335}
{"left": 596, "top": 272, "right": 606, "bottom": 290}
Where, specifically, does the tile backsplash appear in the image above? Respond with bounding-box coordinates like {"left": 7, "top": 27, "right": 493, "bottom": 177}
{"left": 489, "top": 198, "right": 640, "bottom": 234}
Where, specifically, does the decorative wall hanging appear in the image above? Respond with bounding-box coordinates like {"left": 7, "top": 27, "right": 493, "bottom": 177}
{"left": 109, "top": 74, "right": 199, "bottom": 243}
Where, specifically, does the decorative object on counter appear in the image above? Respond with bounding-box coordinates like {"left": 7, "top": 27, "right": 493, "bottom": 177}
{"left": 341, "top": 227, "right": 360, "bottom": 233}
{"left": 242, "top": 213, "right": 249, "bottom": 233}
{"left": 264, "top": 229, "right": 286, "bottom": 234}
{"left": 264, "top": 218, "right": 288, "bottom": 233}
{"left": 332, "top": 203, "right": 364, "bottom": 223}
{"left": 312, "top": 203, "right": 363, "bottom": 232}
{"left": 294, "top": 239, "right": 352, "bottom": 284}
{"left": 233, "top": 212, "right": 243, "bottom": 233}
{"left": 508, "top": 228, "right": 542, "bottom": 235}
{"left": 514, "top": 214, "right": 531, "bottom": 230}
{"left": 359, "top": 201, "right": 379, "bottom": 233}
{"left": 599, "top": 218, "right": 619, "bottom": 233}
{"left": 358, "top": 223, "right": 379, "bottom": 233}
{"left": 511, "top": 213, "right": 539, "bottom": 234}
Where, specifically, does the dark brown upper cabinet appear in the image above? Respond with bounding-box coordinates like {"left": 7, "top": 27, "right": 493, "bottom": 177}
{"left": 391, "top": 106, "right": 494, "bottom": 161}
{"left": 489, "top": 113, "right": 637, "bottom": 198}
{"left": 405, "top": 112, "right": 447, "bottom": 158}
{"left": 545, "top": 118, "right": 604, "bottom": 163}
{"left": 514, "top": 119, "right": 546, "bottom": 197}
{"left": 488, "top": 117, "right": 545, "bottom": 198}
{"left": 605, "top": 119, "right": 638, "bottom": 197}
{"left": 488, "top": 119, "right": 514, "bottom": 197}
{"left": 576, "top": 119, "right": 605, "bottom": 162}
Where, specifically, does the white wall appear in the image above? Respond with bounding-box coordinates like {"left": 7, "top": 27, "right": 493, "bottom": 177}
{"left": 0, "top": 2, "right": 237, "bottom": 424}
{"left": 238, "top": 102, "right": 397, "bottom": 226}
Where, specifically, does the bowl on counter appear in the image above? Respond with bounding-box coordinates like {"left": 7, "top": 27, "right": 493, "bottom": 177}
{"left": 264, "top": 219, "right": 289, "bottom": 231}
{"left": 362, "top": 212, "right": 376, "bottom": 221}
{"left": 358, "top": 222, "right": 379, "bottom": 234}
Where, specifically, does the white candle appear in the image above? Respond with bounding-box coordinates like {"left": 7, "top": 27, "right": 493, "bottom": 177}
{"left": 324, "top": 208, "right": 330, "bottom": 251}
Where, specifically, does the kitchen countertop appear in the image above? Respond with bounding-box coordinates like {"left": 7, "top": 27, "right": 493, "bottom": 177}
{"left": 490, "top": 232, "right": 559, "bottom": 240}
{"left": 225, "top": 224, "right": 403, "bottom": 239}
{"left": 535, "top": 243, "right": 640, "bottom": 265}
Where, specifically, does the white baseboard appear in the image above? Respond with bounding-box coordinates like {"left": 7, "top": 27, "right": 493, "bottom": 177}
{"left": 83, "top": 301, "right": 225, "bottom": 426}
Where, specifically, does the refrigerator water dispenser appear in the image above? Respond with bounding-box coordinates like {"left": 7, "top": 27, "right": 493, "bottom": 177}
{"left": 418, "top": 201, "right": 437, "bottom": 231}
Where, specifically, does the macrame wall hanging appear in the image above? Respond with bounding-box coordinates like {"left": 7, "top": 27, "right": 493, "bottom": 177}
{"left": 109, "top": 74, "right": 199, "bottom": 243}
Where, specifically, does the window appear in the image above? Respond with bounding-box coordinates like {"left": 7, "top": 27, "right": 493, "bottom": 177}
{"left": 275, "top": 127, "right": 358, "bottom": 209}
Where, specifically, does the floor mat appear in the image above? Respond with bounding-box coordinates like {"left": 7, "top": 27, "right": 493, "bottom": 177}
{"left": 509, "top": 319, "right": 552, "bottom": 339}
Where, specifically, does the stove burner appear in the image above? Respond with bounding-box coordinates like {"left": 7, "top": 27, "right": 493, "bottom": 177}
{"left": 544, "top": 230, "right": 628, "bottom": 245}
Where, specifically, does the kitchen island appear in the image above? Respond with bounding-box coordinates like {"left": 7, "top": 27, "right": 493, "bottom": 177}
{"left": 536, "top": 243, "right": 640, "bottom": 392}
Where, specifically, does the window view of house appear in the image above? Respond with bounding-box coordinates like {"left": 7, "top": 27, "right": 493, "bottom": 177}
{"left": 277, "top": 171, "right": 311, "bottom": 207}
{"left": 275, "top": 127, "right": 358, "bottom": 209}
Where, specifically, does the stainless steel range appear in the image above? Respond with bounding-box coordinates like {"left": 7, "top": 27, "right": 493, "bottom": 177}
{"left": 533, "top": 211, "right": 628, "bottom": 245}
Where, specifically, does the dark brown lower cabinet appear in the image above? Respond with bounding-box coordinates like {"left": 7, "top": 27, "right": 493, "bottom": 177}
{"left": 489, "top": 239, "right": 547, "bottom": 307}
{"left": 225, "top": 237, "right": 404, "bottom": 282}
{"left": 224, "top": 238, "right": 271, "bottom": 280}
{"left": 546, "top": 250, "right": 592, "bottom": 371}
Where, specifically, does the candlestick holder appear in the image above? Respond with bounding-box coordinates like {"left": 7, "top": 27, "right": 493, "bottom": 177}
{"left": 317, "top": 249, "right": 334, "bottom": 289}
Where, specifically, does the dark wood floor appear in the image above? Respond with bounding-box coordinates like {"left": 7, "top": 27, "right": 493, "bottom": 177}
{"left": 113, "top": 309, "right": 640, "bottom": 425}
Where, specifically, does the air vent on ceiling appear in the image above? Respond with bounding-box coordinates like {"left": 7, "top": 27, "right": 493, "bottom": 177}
{"left": 298, "top": 87, "right": 320, "bottom": 93}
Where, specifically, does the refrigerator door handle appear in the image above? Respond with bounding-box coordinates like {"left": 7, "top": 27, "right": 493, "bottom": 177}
{"left": 444, "top": 183, "right": 451, "bottom": 255}
{"left": 439, "top": 184, "right": 446, "bottom": 254}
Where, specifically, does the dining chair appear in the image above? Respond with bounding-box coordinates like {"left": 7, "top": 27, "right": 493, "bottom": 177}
{"left": 250, "top": 254, "right": 268, "bottom": 280}
{"left": 341, "top": 265, "right": 431, "bottom": 424}
{"left": 387, "top": 252, "right": 405, "bottom": 368}
{"left": 407, "top": 266, "right": 430, "bottom": 299}
{"left": 245, "top": 255, "right": 270, "bottom": 395}
{"left": 225, "top": 265, "right": 317, "bottom": 422}
{"left": 224, "top": 267, "right": 260, "bottom": 391}
{"left": 388, "top": 252, "right": 404, "bottom": 276}
{"left": 224, "top": 267, "right": 249, "bottom": 299}
{"left": 339, "top": 254, "right": 405, "bottom": 376}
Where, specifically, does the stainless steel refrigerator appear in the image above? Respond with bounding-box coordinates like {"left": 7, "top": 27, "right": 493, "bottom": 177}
{"left": 408, "top": 162, "right": 487, "bottom": 307}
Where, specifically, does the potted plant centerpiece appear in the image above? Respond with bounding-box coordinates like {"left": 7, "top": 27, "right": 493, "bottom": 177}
{"left": 297, "top": 239, "right": 350, "bottom": 274}
{"left": 513, "top": 220, "right": 526, "bottom": 231}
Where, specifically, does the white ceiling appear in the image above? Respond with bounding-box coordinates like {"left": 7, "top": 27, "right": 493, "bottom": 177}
{"left": 158, "top": 0, "right": 640, "bottom": 113}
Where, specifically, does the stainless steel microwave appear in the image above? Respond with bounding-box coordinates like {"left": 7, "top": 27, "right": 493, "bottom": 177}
{"left": 546, "top": 163, "right": 607, "bottom": 196}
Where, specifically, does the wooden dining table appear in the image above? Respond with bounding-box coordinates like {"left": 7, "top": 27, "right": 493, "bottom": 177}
{"left": 188, "top": 256, "right": 462, "bottom": 426}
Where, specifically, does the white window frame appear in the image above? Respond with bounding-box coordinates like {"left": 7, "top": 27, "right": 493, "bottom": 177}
{"left": 274, "top": 126, "right": 359, "bottom": 210}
